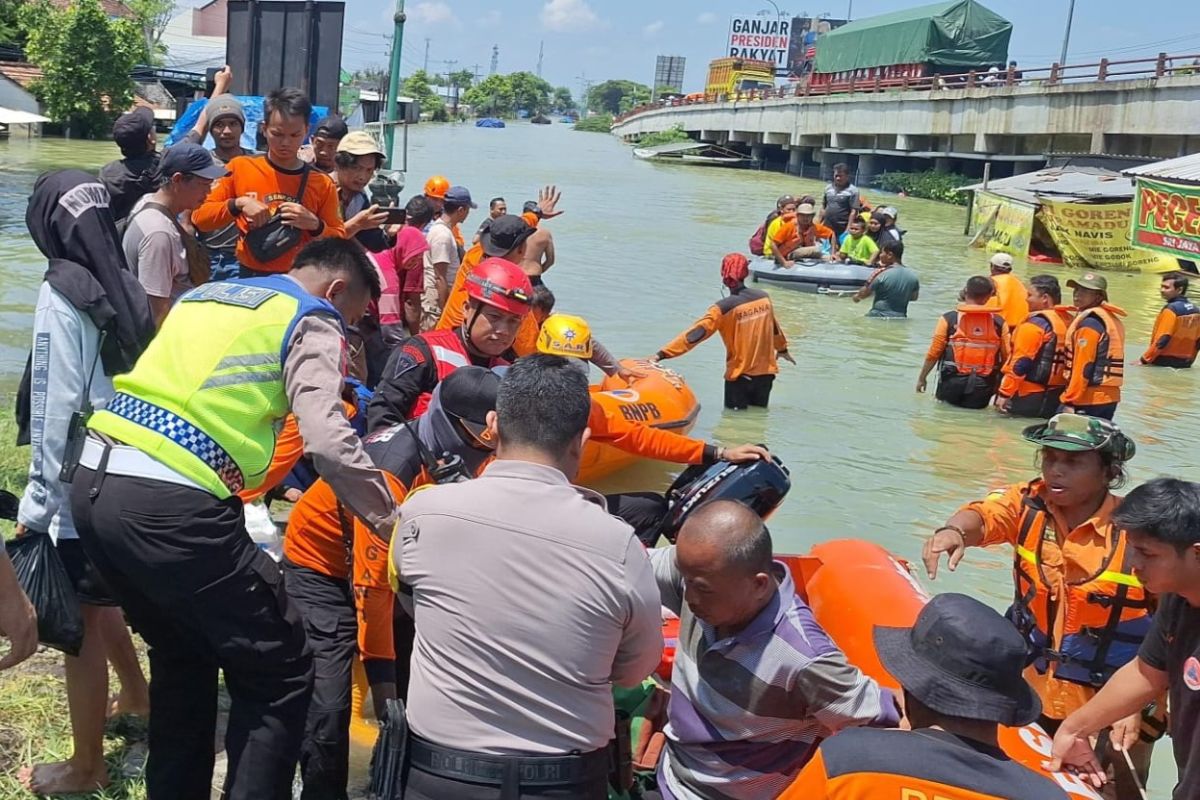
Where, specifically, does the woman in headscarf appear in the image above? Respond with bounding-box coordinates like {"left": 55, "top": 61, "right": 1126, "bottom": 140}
{"left": 650, "top": 253, "right": 795, "bottom": 410}
{"left": 16, "top": 170, "right": 154, "bottom": 795}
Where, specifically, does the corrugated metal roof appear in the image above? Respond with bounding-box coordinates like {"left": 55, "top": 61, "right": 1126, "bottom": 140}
{"left": 1122, "top": 153, "right": 1200, "bottom": 183}
{"left": 958, "top": 167, "right": 1133, "bottom": 205}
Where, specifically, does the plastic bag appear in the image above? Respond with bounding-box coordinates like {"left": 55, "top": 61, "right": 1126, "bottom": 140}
{"left": 5, "top": 532, "right": 84, "bottom": 656}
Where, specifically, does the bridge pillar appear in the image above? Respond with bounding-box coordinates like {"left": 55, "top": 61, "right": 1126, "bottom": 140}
{"left": 857, "top": 154, "right": 881, "bottom": 184}
{"left": 819, "top": 150, "right": 840, "bottom": 179}
{"left": 751, "top": 144, "right": 766, "bottom": 167}
{"left": 1090, "top": 131, "right": 1108, "bottom": 154}
{"left": 1010, "top": 160, "right": 1042, "bottom": 176}
{"left": 934, "top": 157, "right": 955, "bottom": 174}
{"left": 895, "top": 133, "right": 916, "bottom": 151}
{"left": 787, "top": 147, "right": 804, "bottom": 175}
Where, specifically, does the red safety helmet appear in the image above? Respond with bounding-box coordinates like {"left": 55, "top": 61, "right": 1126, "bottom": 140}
{"left": 423, "top": 175, "right": 450, "bottom": 199}
{"left": 465, "top": 258, "right": 533, "bottom": 317}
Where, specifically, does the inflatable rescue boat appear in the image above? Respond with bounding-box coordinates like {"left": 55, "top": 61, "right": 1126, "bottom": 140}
{"left": 749, "top": 256, "right": 875, "bottom": 295}
{"left": 576, "top": 360, "right": 701, "bottom": 486}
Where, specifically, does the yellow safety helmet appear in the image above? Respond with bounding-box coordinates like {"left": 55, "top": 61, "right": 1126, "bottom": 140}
{"left": 537, "top": 313, "right": 593, "bottom": 359}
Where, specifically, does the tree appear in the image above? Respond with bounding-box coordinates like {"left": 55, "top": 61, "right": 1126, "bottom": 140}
{"left": 0, "top": 0, "right": 26, "bottom": 48}
{"left": 126, "top": 0, "right": 175, "bottom": 65}
{"left": 586, "top": 79, "right": 651, "bottom": 115}
{"left": 20, "top": 0, "right": 146, "bottom": 137}
{"left": 401, "top": 69, "right": 444, "bottom": 117}
{"left": 462, "top": 73, "right": 513, "bottom": 117}
{"left": 448, "top": 69, "right": 474, "bottom": 90}
{"left": 508, "top": 71, "right": 552, "bottom": 115}
{"left": 552, "top": 86, "right": 575, "bottom": 112}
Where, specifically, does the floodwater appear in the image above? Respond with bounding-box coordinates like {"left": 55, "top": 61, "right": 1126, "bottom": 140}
{"left": 0, "top": 125, "right": 1187, "bottom": 797}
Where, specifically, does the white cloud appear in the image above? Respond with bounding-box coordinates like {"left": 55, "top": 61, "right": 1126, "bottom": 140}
{"left": 697, "top": 11, "right": 717, "bottom": 24}
{"left": 643, "top": 20, "right": 664, "bottom": 38}
{"left": 540, "top": 0, "right": 602, "bottom": 33}
{"left": 409, "top": 2, "right": 456, "bottom": 25}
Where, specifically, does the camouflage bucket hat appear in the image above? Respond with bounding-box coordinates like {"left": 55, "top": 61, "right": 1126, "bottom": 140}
{"left": 1022, "top": 413, "right": 1135, "bottom": 460}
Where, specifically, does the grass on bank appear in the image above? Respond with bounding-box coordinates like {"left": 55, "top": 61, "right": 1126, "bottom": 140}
{"left": 573, "top": 114, "right": 613, "bottom": 133}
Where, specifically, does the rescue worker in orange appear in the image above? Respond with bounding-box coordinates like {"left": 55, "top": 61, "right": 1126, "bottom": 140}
{"left": 366, "top": 258, "right": 531, "bottom": 432}
{"left": 539, "top": 313, "right": 770, "bottom": 545}
{"left": 922, "top": 413, "right": 1159, "bottom": 798}
{"left": 786, "top": 594, "right": 1068, "bottom": 800}
{"left": 916, "top": 276, "right": 1009, "bottom": 409}
{"left": 283, "top": 366, "right": 501, "bottom": 799}
{"left": 1141, "top": 273, "right": 1200, "bottom": 367}
{"left": 650, "top": 254, "right": 794, "bottom": 410}
{"left": 770, "top": 202, "right": 838, "bottom": 266}
{"left": 1060, "top": 273, "right": 1126, "bottom": 421}
{"left": 996, "top": 274, "right": 1074, "bottom": 418}
{"left": 989, "top": 252, "right": 1030, "bottom": 329}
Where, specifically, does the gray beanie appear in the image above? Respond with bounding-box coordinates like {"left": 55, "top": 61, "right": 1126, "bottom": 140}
{"left": 206, "top": 94, "right": 245, "bottom": 127}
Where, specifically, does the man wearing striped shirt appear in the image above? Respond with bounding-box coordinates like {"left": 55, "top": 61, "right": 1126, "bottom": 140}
{"left": 648, "top": 501, "right": 900, "bottom": 799}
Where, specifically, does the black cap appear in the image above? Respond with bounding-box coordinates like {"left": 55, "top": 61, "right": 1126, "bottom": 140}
{"left": 522, "top": 200, "right": 543, "bottom": 217}
{"left": 113, "top": 106, "right": 155, "bottom": 152}
{"left": 439, "top": 366, "right": 501, "bottom": 448}
{"left": 874, "top": 593, "right": 1041, "bottom": 727}
{"left": 479, "top": 214, "right": 535, "bottom": 257}
{"left": 157, "top": 142, "right": 228, "bottom": 181}
{"left": 314, "top": 115, "right": 349, "bottom": 140}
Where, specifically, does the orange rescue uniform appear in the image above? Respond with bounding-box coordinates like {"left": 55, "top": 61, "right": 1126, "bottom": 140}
{"left": 998, "top": 307, "right": 1074, "bottom": 399}
{"left": 193, "top": 155, "right": 346, "bottom": 273}
{"left": 1141, "top": 296, "right": 1200, "bottom": 367}
{"left": 925, "top": 303, "right": 1009, "bottom": 372}
{"left": 963, "top": 480, "right": 1137, "bottom": 719}
{"left": 991, "top": 271, "right": 1030, "bottom": 329}
{"left": 436, "top": 243, "right": 538, "bottom": 355}
{"left": 656, "top": 287, "right": 788, "bottom": 381}
{"left": 1061, "top": 303, "right": 1126, "bottom": 410}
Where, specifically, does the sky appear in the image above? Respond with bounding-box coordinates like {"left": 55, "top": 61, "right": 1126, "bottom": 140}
{"left": 189, "top": 1, "right": 1200, "bottom": 98}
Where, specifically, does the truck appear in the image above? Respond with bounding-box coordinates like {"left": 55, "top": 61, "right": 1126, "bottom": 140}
{"left": 705, "top": 58, "right": 776, "bottom": 98}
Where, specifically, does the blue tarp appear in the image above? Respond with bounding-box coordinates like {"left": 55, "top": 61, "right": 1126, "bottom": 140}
{"left": 166, "top": 96, "right": 329, "bottom": 151}
{"left": 475, "top": 117, "right": 505, "bottom": 128}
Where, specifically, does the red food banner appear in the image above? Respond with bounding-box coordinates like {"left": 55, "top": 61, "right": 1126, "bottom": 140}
{"left": 1131, "top": 177, "right": 1200, "bottom": 259}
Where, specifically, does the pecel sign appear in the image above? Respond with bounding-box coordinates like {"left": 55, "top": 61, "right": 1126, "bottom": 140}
{"left": 727, "top": 17, "right": 791, "bottom": 69}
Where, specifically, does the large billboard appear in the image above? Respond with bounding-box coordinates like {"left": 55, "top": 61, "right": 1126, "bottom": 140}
{"left": 727, "top": 17, "right": 791, "bottom": 70}
{"left": 654, "top": 55, "right": 686, "bottom": 94}
{"left": 784, "top": 15, "right": 849, "bottom": 79}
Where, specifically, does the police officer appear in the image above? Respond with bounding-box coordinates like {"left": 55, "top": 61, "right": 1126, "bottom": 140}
{"left": 69, "top": 238, "right": 398, "bottom": 800}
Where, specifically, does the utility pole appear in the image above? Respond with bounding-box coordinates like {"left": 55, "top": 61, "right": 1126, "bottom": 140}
{"left": 443, "top": 59, "right": 458, "bottom": 113}
{"left": 1059, "top": 0, "right": 1076, "bottom": 67}
{"left": 536, "top": 40, "right": 544, "bottom": 78}
{"left": 489, "top": 44, "right": 499, "bottom": 76}
{"left": 383, "top": 0, "right": 406, "bottom": 169}
{"left": 423, "top": 37, "right": 431, "bottom": 73}
{"left": 471, "top": 64, "right": 482, "bottom": 84}
{"left": 576, "top": 72, "right": 593, "bottom": 114}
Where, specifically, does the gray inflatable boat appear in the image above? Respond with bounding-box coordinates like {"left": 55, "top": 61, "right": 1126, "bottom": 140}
{"left": 749, "top": 257, "right": 875, "bottom": 295}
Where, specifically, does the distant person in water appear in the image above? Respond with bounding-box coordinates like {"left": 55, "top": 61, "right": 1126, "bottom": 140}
{"left": 854, "top": 241, "right": 919, "bottom": 318}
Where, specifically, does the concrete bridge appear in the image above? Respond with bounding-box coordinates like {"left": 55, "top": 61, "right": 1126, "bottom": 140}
{"left": 611, "top": 57, "right": 1200, "bottom": 182}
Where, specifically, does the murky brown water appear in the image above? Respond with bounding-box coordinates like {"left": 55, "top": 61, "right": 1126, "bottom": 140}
{"left": 0, "top": 124, "right": 1186, "bottom": 797}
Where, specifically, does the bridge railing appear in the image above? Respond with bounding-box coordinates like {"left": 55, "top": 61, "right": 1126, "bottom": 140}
{"left": 614, "top": 51, "right": 1200, "bottom": 124}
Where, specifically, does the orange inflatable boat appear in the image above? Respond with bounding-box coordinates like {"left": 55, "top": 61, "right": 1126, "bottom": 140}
{"left": 576, "top": 360, "right": 701, "bottom": 486}
{"left": 657, "top": 540, "right": 1103, "bottom": 800}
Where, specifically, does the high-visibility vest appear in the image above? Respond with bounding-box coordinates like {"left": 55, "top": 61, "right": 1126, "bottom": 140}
{"left": 1007, "top": 485, "right": 1152, "bottom": 687}
{"left": 1153, "top": 298, "right": 1200, "bottom": 365}
{"left": 941, "top": 304, "right": 1005, "bottom": 377}
{"left": 90, "top": 276, "right": 342, "bottom": 497}
{"left": 1065, "top": 304, "right": 1126, "bottom": 388}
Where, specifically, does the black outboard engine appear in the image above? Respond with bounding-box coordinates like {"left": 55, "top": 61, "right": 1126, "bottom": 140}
{"left": 369, "top": 169, "right": 405, "bottom": 207}
{"left": 659, "top": 454, "right": 791, "bottom": 542}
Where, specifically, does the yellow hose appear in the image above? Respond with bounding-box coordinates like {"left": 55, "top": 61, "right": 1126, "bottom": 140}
{"left": 349, "top": 658, "right": 379, "bottom": 747}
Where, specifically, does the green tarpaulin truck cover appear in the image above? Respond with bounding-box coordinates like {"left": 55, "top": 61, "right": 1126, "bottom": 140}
{"left": 814, "top": 0, "right": 1012, "bottom": 73}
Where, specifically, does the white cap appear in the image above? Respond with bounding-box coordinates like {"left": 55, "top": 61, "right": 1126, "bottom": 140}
{"left": 989, "top": 252, "right": 1014, "bottom": 270}
{"left": 880, "top": 205, "right": 899, "bottom": 219}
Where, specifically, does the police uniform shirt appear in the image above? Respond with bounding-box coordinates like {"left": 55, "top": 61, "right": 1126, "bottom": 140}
{"left": 1139, "top": 593, "right": 1200, "bottom": 800}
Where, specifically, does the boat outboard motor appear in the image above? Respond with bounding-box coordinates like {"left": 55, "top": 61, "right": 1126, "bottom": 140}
{"left": 658, "top": 454, "right": 791, "bottom": 542}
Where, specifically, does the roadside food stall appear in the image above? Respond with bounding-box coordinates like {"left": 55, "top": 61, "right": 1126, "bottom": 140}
{"left": 1123, "top": 153, "right": 1200, "bottom": 272}
{"left": 960, "top": 167, "right": 1179, "bottom": 272}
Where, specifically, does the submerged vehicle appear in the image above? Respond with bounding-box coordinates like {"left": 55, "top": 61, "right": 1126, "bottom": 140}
{"left": 633, "top": 141, "right": 747, "bottom": 166}
{"left": 749, "top": 256, "right": 875, "bottom": 294}
{"left": 475, "top": 117, "right": 506, "bottom": 128}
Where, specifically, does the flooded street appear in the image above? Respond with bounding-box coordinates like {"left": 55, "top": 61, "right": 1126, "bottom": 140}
{"left": 0, "top": 123, "right": 1188, "bottom": 796}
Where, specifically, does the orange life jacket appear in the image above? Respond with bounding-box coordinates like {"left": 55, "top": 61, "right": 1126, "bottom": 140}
{"left": 1065, "top": 304, "right": 1126, "bottom": 389}
{"left": 1006, "top": 485, "right": 1152, "bottom": 687}
{"left": 1024, "top": 308, "right": 1071, "bottom": 387}
{"left": 941, "top": 304, "right": 1005, "bottom": 377}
